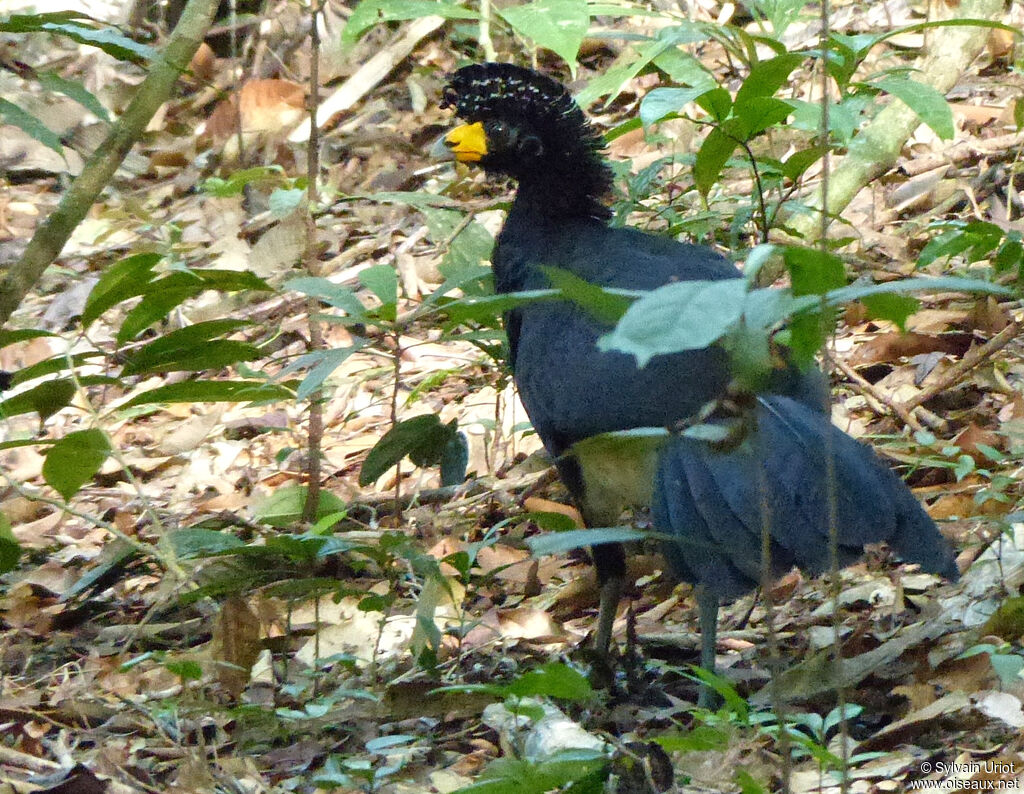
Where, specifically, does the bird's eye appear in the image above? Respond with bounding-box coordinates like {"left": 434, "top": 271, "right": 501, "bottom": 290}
{"left": 491, "top": 121, "right": 508, "bottom": 135}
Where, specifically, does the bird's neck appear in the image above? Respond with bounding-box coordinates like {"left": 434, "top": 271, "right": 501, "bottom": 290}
{"left": 493, "top": 179, "right": 608, "bottom": 295}
{"left": 509, "top": 168, "right": 612, "bottom": 223}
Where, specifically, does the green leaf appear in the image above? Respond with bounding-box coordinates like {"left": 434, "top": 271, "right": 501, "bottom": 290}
{"left": 36, "top": 70, "right": 110, "bottom": 121}
{"left": 440, "top": 431, "right": 468, "bottom": 486}
{"left": 735, "top": 96, "right": 793, "bottom": 138}
{"left": 598, "top": 278, "right": 747, "bottom": 366}
{"left": 82, "top": 252, "right": 161, "bottom": 327}
{"left": 695, "top": 86, "right": 732, "bottom": 122}
{"left": 122, "top": 380, "right": 293, "bottom": 407}
{"left": 0, "top": 513, "right": 21, "bottom": 574}
{"left": 542, "top": 266, "right": 632, "bottom": 325}
{"left": 164, "top": 660, "right": 203, "bottom": 681}
{"left": 874, "top": 76, "right": 954, "bottom": 140}
{"left": 286, "top": 276, "right": 368, "bottom": 318}
{"left": 639, "top": 85, "right": 717, "bottom": 127}
{"left": 359, "top": 264, "right": 398, "bottom": 309}
{"left": 0, "top": 98, "right": 63, "bottom": 155}
{"left": 268, "top": 187, "right": 304, "bottom": 217}
{"left": 43, "top": 428, "right": 111, "bottom": 500}
{"left": 341, "top": 0, "right": 478, "bottom": 46}
{"left": 780, "top": 146, "right": 827, "bottom": 181}
{"left": 251, "top": 485, "right": 349, "bottom": 528}
{"left": 116, "top": 288, "right": 198, "bottom": 343}
{"left": 120, "top": 320, "right": 259, "bottom": 376}
{"left": 0, "top": 10, "right": 93, "bottom": 31}
{"left": 169, "top": 528, "right": 246, "bottom": 558}
{"left": 735, "top": 53, "right": 804, "bottom": 104}
{"left": 10, "top": 352, "right": 106, "bottom": 387}
{"left": 499, "top": 0, "right": 590, "bottom": 72}
{"left": 0, "top": 329, "right": 58, "bottom": 348}
{"left": 39, "top": 21, "right": 155, "bottom": 62}
{"left": 786, "top": 309, "right": 833, "bottom": 366}
{"left": 657, "top": 725, "right": 730, "bottom": 752}
{"left": 507, "top": 662, "right": 592, "bottom": 700}
{"left": 0, "top": 379, "right": 76, "bottom": 420}
{"left": 861, "top": 292, "right": 920, "bottom": 331}
{"left": 289, "top": 344, "right": 366, "bottom": 401}
{"left": 359, "top": 414, "right": 459, "bottom": 486}
{"left": 527, "top": 527, "right": 654, "bottom": 557}
{"left": 694, "top": 125, "right": 738, "bottom": 197}
{"left": 784, "top": 246, "right": 846, "bottom": 296}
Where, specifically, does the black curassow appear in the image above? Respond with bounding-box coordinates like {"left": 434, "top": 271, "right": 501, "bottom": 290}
{"left": 434, "top": 62, "right": 960, "bottom": 692}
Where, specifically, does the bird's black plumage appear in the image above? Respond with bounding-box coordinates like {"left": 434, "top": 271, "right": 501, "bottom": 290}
{"left": 436, "top": 62, "right": 959, "bottom": 691}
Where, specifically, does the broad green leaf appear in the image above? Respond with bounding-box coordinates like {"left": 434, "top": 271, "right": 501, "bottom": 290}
{"left": 43, "top": 428, "right": 111, "bottom": 500}
{"left": 36, "top": 70, "right": 110, "bottom": 121}
{"left": 0, "top": 98, "right": 63, "bottom": 155}
{"left": 252, "top": 485, "right": 348, "bottom": 528}
{"left": 507, "top": 662, "right": 592, "bottom": 700}
{"left": 120, "top": 319, "right": 258, "bottom": 376}
{"left": 341, "top": 0, "right": 478, "bottom": 46}
{"left": 640, "top": 85, "right": 716, "bottom": 127}
{"left": 0, "top": 329, "right": 57, "bottom": 348}
{"left": 499, "top": 0, "right": 589, "bottom": 73}
{"left": 11, "top": 352, "right": 106, "bottom": 387}
{"left": 286, "top": 276, "right": 367, "bottom": 318}
{"left": 268, "top": 187, "right": 304, "bottom": 217}
{"left": 359, "top": 414, "right": 458, "bottom": 486}
{"left": 82, "top": 252, "right": 161, "bottom": 327}
{"left": 694, "top": 125, "right": 738, "bottom": 197}
{"left": 116, "top": 288, "right": 198, "bottom": 343}
{"left": 824, "top": 276, "right": 1009, "bottom": 305}
{"left": 874, "top": 76, "right": 954, "bottom": 140}
{"left": 657, "top": 725, "right": 730, "bottom": 752}
{"left": 289, "top": 344, "right": 366, "bottom": 400}
{"left": 0, "top": 379, "right": 75, "bottom": 420}
{"left": 164, "top": 660, "right": 203, "bottom": 681}
{"left": 784, "top": 246, "right": 846, "bottom": 295}
{"left": 695, "top": 86, "right": 732, "bottom": 122}
{"left": 439, "top": 431, "right": 468, "bottom": 486}
{"left": 122, "top": 380, "right": 293, "bottom": 407}
{"left": 598, "top": 278, "right": 748, "bottom": 366}
{"left": 0, "top": 10, "right": 93, "bottom": 31}
{"left": 39, "top": 21, "right": 155, "bottom": 62}
{"left": 735, "top": 53, "right": 804, "bottom": 104}
{"left": 786, "top": 309, "right": 833, "bottom": 366}
{"left": 169, "top": 527, "right": 246, "bottom": 557}
{"left": 735, "top": 96, "right": 792, "bottom": 138}
{"left": 542, "top": 266, "right": 632, "bottom": 325}
{"left": 359, "top": 264, "right": 398, "bottom": 308}
{"left": 861, "top": 292, "right": 919, "bottom": 331}
{"left": 527, "top": 527, "right": 654, "bottom": 557}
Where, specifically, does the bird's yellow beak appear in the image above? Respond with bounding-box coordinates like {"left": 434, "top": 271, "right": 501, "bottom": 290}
{"left": 431, "top": 122, "right": 487, "bottom": 163}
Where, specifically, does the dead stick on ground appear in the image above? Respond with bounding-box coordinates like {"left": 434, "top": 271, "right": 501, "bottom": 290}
{"left": 828, "top": 352, "right": 924, "bottom": 432}
{"left": 901, "top": 321, "right": 1020, "bottom": 412}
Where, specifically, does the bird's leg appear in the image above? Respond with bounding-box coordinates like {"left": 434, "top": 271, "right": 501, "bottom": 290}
{"left": 696, "top": 584, "right": 720, "bottom": 709}
{"left": 594, "top": 572, "right": 623, "bottom": 656}
{"left": 590, "top": 542, "right": 627, "bottom": 659}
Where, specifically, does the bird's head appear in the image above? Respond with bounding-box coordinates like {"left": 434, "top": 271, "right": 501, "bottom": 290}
{"left": 434, "top": 63, "right": 612, "bottom": 214}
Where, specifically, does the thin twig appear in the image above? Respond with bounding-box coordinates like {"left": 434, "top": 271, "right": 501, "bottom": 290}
{"left": 902, "top": 321, "right": 1020, "bottom": 411}
{"left": 827, "top": 352, "right": 924, "bottom": 432}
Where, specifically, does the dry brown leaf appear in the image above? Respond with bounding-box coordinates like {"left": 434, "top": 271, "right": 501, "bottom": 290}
{"left": 849, "top": 332, "right": 971, "bottom": 366}
{"left": 952, "top": 422, "right": 1003, "bottom": 463}
{"left": 211, "top": 595, "right": 262, "bottom": 699}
